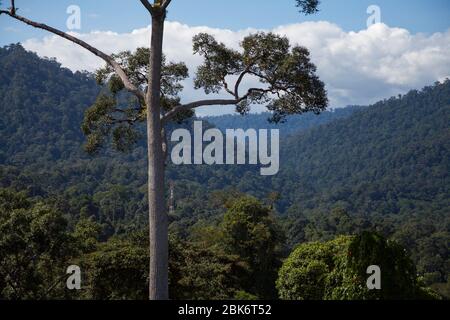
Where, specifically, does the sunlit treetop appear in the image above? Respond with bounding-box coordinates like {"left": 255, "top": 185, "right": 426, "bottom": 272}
{"left": 193, "top": 32, "right": 328, "bottom": 123}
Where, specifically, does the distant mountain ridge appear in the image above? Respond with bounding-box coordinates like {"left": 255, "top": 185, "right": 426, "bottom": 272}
{"left": 0, "top": 44, "right": 448, "bottom": 220}
{"left": 0, "top": 44, "right": 448, "bottom": 292}
{"left": 203, "top": 106, "right": 363, "bottom": 137}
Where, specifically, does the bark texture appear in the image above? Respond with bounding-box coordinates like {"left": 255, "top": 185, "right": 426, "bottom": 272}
{"left": 146, "top": 10, "right": 168, "bottom": 300}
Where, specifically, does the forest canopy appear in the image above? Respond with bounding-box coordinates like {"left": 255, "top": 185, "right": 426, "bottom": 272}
{"left": 0, "top": 45, "right": 448, "bottom": 299}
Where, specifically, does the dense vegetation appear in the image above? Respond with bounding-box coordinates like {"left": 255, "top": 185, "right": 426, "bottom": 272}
{"left": 0, "top": 45, "right": 448, "bottom": 299}
{"left": 277, "top": 232, "right": 438, "bottom": 300}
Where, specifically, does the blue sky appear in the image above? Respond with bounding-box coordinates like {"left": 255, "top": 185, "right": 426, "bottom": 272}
{"left": 1, "top": 0, "right": 449, "bottom": 114}
{"left": 1, "top": 0, "right": 450, "bottom": 46}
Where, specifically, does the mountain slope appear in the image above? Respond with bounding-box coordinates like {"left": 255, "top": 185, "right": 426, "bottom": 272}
{"left": 0, "top": 45, "right": 448, "bottom": 291}
{"left": 276, "top": 81, "right": 450, "bottom": 216}
{"left": 1, "top": 45, "right": 448, "bottom": 221}
{"left": 0, "top": 44, "right": 100, "bottom": 165}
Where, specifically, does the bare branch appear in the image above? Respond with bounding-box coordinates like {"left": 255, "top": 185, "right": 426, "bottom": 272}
{"left": 139, "top": 0, "right": 154, "bottom": 14}
{"left": 162, "top": 99, "right": 239, "bottom": 125}
{"left": 0, "top": 0, "right": 14, "bottom": 15}
{"left": 140, "top": 0, "right": 170, "bottom": 15}
{"left": 112, "top": 119, "right": 139, "bottom": 125}
{"left": 233, "top": 56, "right": 263, "bottom": 97}
{"left": 247, "top": 87, "right": 272, "bottom": 96}
{"left": 222, "top": 79, "right": 235, "bottom": 97}
{"left": 179, "top": 98, "right": 240, "bottom": 110}
{"left": 161, "top": 87, "right": 271, "bottom": 125}
{"left": 234, "top": 69, "right": 250, "bottom": 98}
{"left": 3, "top": 9, "right": 144, "bottom": 101}
{"left": 161, "top": 0, "right": 172, "bottom": 10}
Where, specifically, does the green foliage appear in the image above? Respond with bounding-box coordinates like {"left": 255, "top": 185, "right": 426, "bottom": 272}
{"left": 392, "top": 221, "right": 449, "bottom": 287}
{"left": 0, "top": 188, "right": 75, "bottom": 299}
{"left": 277, "top": 233, "right": 439, "bottom": 300}
{"left": 84, "top": 48, "right": 191, "bottom": 153}
{"left": 80, "top": 235, "right": 148, "bottom": 300}
{"left": 347, "top": 232, "right": 419, "bottom": 299}
{"left": 0, "top": 45, "right": 448, "bottom": 299}
{"left": 221, "top": 196, "right": 285, "bottom": 299}
{"left": 169, "top": 237, "right": 248, "bottom": 300}
{"left": 0, "top": 44, "right": 100, "bottom": 165}
{"left": 193, "top": 32, "right": 328, "bottom": 121}
{"left": 200, "top": 81, "right": 450, "bottom": 296}
{"left": 193, "top": 33, "right": 243, "bottom": 94}
{"left": 233, "top": 291, "right": 259, "bottom": 300}
{"left": 277, "top": 236, "right": 350, "bottom": 300}
{"left": 73, "top": 216, "right": 102, "bottom": 253}
{"left": 82, "top": 94, "right": 118, "bottom": 154}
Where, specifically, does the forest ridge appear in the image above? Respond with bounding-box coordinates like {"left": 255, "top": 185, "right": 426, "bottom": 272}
{"left": 0, "top": 44, "right": 449, "bottom": 299}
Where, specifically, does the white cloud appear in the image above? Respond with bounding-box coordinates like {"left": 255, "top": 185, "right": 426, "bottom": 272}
{"left": 23, "top": 21, "right": 450, "bottom": 116}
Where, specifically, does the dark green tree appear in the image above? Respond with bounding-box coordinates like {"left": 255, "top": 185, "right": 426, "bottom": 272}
{"left": 1, "top": 0, "right": 325, "bottom": 299}
{"left": 169, "top": 236, "right": 248, "bottom": 300}
{"left": 347, "top": 232, "right": 420, "bottom": 299}
{"left": 80, "top": 235, "right": 149, "bottom": 300}
{"left": 73, "top": 216, "right": 102, "bottom": 254}
{"left": 277, "top": 232, "right": 439, "bottom": 300}
{"left": 0, "top": 188, "right": 74, "bottom": 299}
{"left": 221, "top": 196, "right": 285, "bottom": 299}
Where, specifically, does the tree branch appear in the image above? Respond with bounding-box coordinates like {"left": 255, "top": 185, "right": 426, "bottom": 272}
{"left": 234, "top": 69, "right": 250, "bottom": 98}
{"left": 222, "top": 79, "right": 235, "bottom": 97}
{"left": 139, "top": 0, "right": 154, "bottom": 14}
{"left": 3, "top": 8, "right": 144, "bottom": 101}
{"left": 161, "top": 56, "right": 275, "bottom": 126}
{"left": 233, "top": 56, "right": 263, "bottom": 98}
{"left": 161, "top": 86, "right": 271, "bottom": 125}
{"left": 161, "top": 0, "right": 172, "bottom": 10}
{"left": 140, "top": 0, "right": 171, "bottom": 15}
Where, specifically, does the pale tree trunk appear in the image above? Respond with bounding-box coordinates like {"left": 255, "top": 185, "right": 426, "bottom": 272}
{"left": 2, "top": 0, "right": 246, "bottom": 301}
{"left": 1, "top": 2, "right": 170, "bottom": 300}
{"left": 146, "top": 11, "right": 168, "bottom": 300}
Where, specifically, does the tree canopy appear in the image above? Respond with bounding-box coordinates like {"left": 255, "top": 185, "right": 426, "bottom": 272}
{"left": 277, "top": 232, "right": 440, "bottom": 300}
{"left": 82, "top": 31, "right": 328, "bottom": 153}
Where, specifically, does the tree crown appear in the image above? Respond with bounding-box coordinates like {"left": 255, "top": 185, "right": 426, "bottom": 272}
{"left": 82, "top": 48, "right": 192, "bottom": 153}
{"left": 194, "top": 32, "right": 328, "bottom": 122}
{"left": 82, "top": 31, "right": 327, "bottom": 153}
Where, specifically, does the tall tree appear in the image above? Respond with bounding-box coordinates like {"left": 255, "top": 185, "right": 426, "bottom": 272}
{"left": 221, "top": 196, "right": 285, "bottom": 299}
{"left": 0, "top": 0, "right": 326, "bottom": 299}
{"left": 0, "top": 189, "right": 74, "bottom": 299}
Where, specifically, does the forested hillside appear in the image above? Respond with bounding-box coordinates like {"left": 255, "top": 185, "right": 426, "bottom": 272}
{"left": 0, "top": 44, "right": 100, "bottom": 165}
{"left": 0, "top": 45, "right": 448, "bottom": 298}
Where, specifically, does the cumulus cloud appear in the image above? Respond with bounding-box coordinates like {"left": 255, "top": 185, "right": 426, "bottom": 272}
{"left": 23, "top": 21, "right": 450, "bottom": 116}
